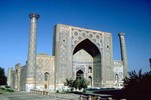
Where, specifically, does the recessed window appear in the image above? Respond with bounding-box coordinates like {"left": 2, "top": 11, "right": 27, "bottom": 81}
{"left": 63, "top": 40, "right": 65, "bottom": 42}
{"left": 44, "top": 72, "right": 49, "bottom": 81}
{"left": 88, "top": 67, "right": 92, "bottom": 73}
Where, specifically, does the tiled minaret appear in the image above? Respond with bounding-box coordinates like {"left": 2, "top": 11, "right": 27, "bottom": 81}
{"left": 25, "top": 13, "right": 39, "bottom": 92}
{"left": 118, "top": 32, "right": 128, "bottom": 77}
{"left": 7, "top": 67, "right": 12, "bottom": 87}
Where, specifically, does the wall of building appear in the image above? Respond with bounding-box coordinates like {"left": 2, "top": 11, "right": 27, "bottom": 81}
{"left": 20, "top": 65, "right": 26, "bottom": 91}
{"left": 113, "top": 60, "right": 124, "bottom": 88}
{"left": 35, "top": 53, "right": 55, "bottom": 91}
{"left": 7, "top": 54, "right": 55, "bottom": 91}
{"left": 53, "top": 24, "right": 114, "bottom": 88}
{"left": 7, "top": 23, "right": 127, "bottom": 91}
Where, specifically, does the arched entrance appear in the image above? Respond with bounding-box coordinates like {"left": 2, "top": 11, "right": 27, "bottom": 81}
{"left": 88, "top": 76, "right": 92, "bottom": 86}
{"left": 88, "top": 67, "right": 92, "bottom": 73}
{"left": 76, "top": 70, "right": 84, "bottom": 78}
{"left": 73, "top": 39, "right": 101, "bottom": 87}
{"left": 44, "top": 72, "right": 49, "bottom": 90}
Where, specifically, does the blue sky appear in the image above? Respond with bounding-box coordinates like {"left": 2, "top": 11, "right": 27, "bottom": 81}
{"left": 0, "top": 0, "right": 151, "bottom": 75}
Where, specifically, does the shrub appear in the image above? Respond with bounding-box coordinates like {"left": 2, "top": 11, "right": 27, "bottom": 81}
{"left": 5, "top": 85, "right": 11, "bottom": 88}
{"left": 0, "top": 87, "right": 5, "bottom": 90}
{"left": 5, "top": 88, "right": 14, "bottom": 92}
{"left": 65, "top": 77, "right": 89, "bottom": 91}
{"left": 56, "top": 90, "right": 59, "bottom": 93}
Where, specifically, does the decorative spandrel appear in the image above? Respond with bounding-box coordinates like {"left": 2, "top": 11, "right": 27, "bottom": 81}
{"left": 71, "top": 28, "right": 103, "bottom": 50}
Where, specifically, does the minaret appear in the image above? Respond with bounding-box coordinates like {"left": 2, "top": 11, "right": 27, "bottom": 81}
{"left": 118, "top": 32, "right": 128, "bottom": 77}
{"left": 25, "top": 13, "right": 39, "bottom": 92}
{"left": 7, "top": 67, "right": 12, "bottom": 87}
{"left": 149, "top": 58, "right": 151, "bottom": 70}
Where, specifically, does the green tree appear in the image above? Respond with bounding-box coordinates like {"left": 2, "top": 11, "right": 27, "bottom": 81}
{"left": 64, "top": 78, "right": 74, "bottom": 87}
{"left": 123, "top": 69, "right": 151, "bottom": 99}
{"left": 0, "top": 67, "right": 7, "bottom": 85}
{"left": 65, "top": 77, "right": 89, "bottom": 91}
{"left": 79, "top": 77, "right": 89, "bottom": 89}
{"left": 73, "top": 78, "right": 81, "bottom": 90}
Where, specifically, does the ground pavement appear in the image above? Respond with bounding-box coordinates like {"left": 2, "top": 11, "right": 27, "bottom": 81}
{"left": 0, "top": 91, "right": 80, "bottom": 100}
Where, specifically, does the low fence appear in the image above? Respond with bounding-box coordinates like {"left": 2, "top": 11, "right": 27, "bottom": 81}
{"left": 30, "top": 89, "right": 49, "bottom": 95}
{"left": 30, "top": 89, "right": 126, "bottom": 100}
{"left": 80, "top": 95, "right": 113, "bottom": 100}
{"left": 80, "top": 94, "right": 126, "bottom": 100}
{"left": 30, "top": 89, "right": 80, "bottom": 99}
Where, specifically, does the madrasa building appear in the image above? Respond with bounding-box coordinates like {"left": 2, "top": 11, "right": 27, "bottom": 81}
{"left": 7, "top": 13, "right": 128, "bottom": 92}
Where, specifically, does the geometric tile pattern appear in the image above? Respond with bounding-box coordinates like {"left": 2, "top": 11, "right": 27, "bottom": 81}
{"left": 54, "top": 24, "right": 116, "bottom": 88}
{"left": 59, "top": 27, "right": 69, "bottom": 81}
{"left": 118, "top": 33, "right": 128, "bottom": 77}
{"left": 71, "top": 28, "right": 103, "bottom": 50}
{"left": 26, "top": 14, "right": 39, "bottom": 79}
{"left": 36, "top": 54, "right": 54, "bottom": 85}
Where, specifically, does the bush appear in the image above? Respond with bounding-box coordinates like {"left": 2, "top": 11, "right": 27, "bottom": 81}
{"left": 73, "top": 77, "right": 89, "bottom": 90}
{"left": 5, "top": 85, "right": 11, "bottom": 88}
{"left": 65, "top": 77, "right": 89, "bottom": 91}
{"left": 0, "top": 87, "right": 5, "bottom": 90}
{"left": 64, "top": 89, "right": 70, "bottom": 93}
{"left": 0, "top": 86, "right": 14, "bottom": 92}
{"left": 5, "top": 88, "right": 14, "bottom": 92}
{"left": 56, "top": 90, "right": 59, "bottom": 93}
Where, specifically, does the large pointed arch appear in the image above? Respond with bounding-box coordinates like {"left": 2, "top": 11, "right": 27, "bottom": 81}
{"left": 72, "top": 38, "right": 102, "bottom": 87}
{"left": 73, "top": 39, "right": 100, "bottom": 57}
{"left": 76, "top": 70, "right": 84, "bottom": 78}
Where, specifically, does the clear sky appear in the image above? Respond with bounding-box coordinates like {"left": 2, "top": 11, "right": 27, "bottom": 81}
{"left": 0, "top": 0, "right": 151, "bottom": 75}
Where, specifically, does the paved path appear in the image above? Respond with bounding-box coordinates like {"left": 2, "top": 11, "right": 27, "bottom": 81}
{"left": 0, "top": 91, "right": 80, "bottom": 100}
